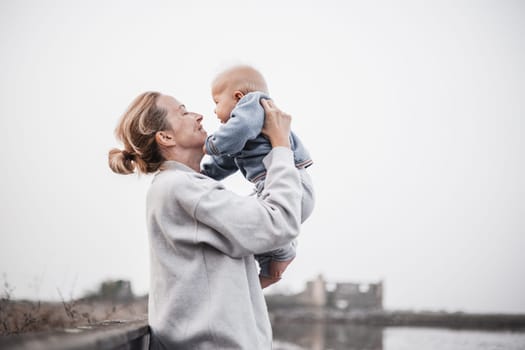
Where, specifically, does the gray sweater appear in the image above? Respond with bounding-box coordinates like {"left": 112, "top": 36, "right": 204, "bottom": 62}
{"left": 146, "top": 147, "right": 302, "bottom": 349}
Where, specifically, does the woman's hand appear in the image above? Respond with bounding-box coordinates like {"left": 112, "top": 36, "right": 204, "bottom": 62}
{"left": 261, "top": 99, "right": 291, "bottom": 148}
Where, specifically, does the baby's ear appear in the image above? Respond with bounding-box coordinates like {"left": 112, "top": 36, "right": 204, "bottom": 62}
{"left": 233, "top": 91, "right": 244, "bottom": 101}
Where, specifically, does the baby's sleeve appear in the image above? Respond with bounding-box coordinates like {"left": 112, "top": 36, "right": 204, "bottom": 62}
{"left": 201, "top": 154, "right": 238, "bottom": 180}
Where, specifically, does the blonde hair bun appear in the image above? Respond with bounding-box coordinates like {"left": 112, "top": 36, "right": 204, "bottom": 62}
{"left": 108, "top": 148, "right": 136, "bottom": 175}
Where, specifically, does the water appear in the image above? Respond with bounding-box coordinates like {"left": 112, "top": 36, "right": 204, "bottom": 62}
{"left": 273, "top": 322, "right": 525, "bottom": 350}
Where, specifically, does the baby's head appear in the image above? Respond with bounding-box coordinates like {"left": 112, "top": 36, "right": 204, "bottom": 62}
{"left": 211, "top": 65, "right": 269, "bottom": 123}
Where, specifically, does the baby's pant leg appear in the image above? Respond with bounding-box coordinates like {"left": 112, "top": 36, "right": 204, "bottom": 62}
{"left": 255, "top": 254, "right": 272, "bottom": 277}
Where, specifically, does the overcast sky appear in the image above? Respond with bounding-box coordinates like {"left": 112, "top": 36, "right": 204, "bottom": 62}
{"left": 1, "top": 0, "right": 523, "bottom": 314}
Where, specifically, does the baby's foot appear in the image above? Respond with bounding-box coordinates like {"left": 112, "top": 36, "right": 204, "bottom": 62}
{"left": 259, "top": 275, "right": 280, "bottom": 289}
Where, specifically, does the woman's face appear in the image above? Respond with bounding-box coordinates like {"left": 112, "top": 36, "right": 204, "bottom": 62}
{"left": 157, "top": 95, "right": 207, "bottom": 148}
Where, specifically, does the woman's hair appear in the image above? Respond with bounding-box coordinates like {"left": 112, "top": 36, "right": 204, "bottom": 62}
{"left": 108, "top": 91, "right": 170, "bottom": 175}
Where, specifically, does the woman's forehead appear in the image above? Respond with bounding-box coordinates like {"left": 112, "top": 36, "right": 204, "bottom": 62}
{"left": 159, "top": 95, "right": 186, "bottom": 114}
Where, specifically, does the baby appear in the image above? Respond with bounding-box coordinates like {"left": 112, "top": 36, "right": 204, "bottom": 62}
{"left": 202, "top": 65, "right": 315, "bottom": 287}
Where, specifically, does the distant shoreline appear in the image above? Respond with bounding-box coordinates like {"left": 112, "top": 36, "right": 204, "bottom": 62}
{"left": 269, "top": 307, "right": 525, "bottom": 331}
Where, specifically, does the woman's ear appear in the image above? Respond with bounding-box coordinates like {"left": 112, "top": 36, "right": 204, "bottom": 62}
{"left": 155, "top": 131, "right": 176, "bottom": 147}
{"left": 233, "top": 91, "right": 244, "bottom": 101}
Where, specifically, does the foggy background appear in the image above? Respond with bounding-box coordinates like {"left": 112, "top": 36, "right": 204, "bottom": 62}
{"left": 1, "top": 0, "right": 523, "bottom": 314}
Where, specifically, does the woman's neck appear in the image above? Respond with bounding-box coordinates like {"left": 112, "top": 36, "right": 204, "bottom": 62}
{"left": 163, "top": 148, "right": 203, "bottom": 173}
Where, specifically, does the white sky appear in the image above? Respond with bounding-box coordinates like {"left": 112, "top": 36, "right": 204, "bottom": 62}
{"left": 1, "top": 0, "right": 523, "bottom": 314}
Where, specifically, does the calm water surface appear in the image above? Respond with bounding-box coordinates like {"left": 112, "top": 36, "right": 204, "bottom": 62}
{"left": 273, "top": 322, "right": 525, "bottom": 350}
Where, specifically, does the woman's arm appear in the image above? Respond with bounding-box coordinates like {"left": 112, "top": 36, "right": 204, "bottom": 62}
{"left": 193, "top": 147, "right": 301, "bottom": 257}
{"left": 194, "top": 101, "right": 299, "bottom": 257}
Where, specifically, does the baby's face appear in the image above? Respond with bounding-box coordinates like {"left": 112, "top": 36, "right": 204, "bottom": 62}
{"left": 211, "top": 84, "right": 239, "bottom": 124}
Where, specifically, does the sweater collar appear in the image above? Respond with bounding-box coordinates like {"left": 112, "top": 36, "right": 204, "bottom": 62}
{"left": 160, "top": 160, "right": 197, "bottom": 173}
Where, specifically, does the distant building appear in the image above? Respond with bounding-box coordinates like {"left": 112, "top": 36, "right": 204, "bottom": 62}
{"left": 267, "top": 275, "right": 383, "bottom": 311}
{"left": 99, "top": 280, "right": 134, "bottom": 301}
{"left": 83, "top": 279, "right": 135, "bottom": 302}
{"left": 296, "top": 274, "right": 327, "bottom": 307}
{"left": 327, "top": 279, "right": 383, "bottom": 311}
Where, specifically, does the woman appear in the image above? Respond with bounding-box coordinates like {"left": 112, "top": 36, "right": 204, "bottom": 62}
{"left": 109, "top": 92, "right": 302, "bottom": 349}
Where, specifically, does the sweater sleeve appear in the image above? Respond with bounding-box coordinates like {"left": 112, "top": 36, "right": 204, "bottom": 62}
{"left": 201, "top": 154, "right": 238, "bottom": 180}
{"left": 205, "top": 92, "right": 266, "bottom": 156}
{"left": 193, "top": 147, "right": 302, "bottom": 258}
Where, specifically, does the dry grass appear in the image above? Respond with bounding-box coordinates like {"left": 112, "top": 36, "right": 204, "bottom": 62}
{"left": 0, "top": 298, "right": 148, "bottom": 336}
{"left": 0, "top": 280, "right": 147, "bottom": 336}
